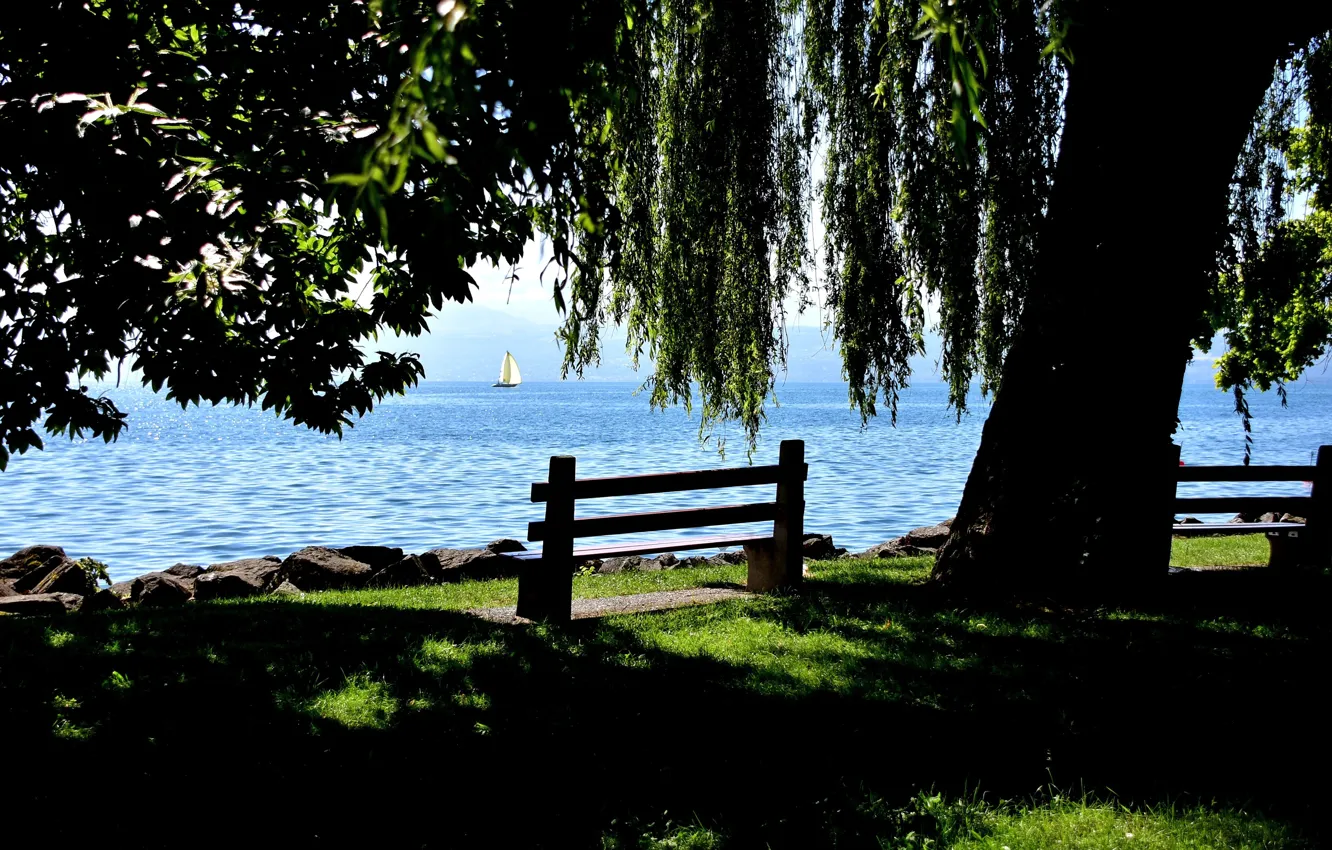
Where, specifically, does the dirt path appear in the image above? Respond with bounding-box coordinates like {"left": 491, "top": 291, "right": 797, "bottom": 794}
{"left": 468, "top": 586, "right": 752, "bottom": 624}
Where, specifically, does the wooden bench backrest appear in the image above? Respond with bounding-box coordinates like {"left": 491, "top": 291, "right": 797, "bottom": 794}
{"left": 516, "top": 439, "right": 807, "bottom": 621}
{"left": 1167, "top": 444, "right": 1331, "bottom": 570}
{"left": 1171, "top": 444, "right": 1328, "bottom": 519}
{"left": 528, "top": 454, "right": 808, "bottom": 542}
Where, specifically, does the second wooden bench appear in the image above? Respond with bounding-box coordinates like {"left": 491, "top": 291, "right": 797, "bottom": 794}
{"left": 1169, "top": 444, "right": 1330, "bottom": 569}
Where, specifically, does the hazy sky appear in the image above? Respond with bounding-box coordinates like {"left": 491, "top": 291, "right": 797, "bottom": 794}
{"left": 394, "top": 238, "right": 1252, "bottom": 386}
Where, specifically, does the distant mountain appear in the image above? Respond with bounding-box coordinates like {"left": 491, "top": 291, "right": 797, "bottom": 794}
{"left": 376, "top": 307, "right": 945, "bottom": 384}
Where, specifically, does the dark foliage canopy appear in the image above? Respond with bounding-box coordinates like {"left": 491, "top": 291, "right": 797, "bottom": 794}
{"left": 3, "top": 0, "right": 1330, "bottom": 470}
{"left": 0, "top": 0, "right": 626, "bottom": 468}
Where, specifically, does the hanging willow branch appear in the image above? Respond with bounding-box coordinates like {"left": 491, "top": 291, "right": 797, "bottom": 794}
{"left": 553, "top": 0, "right": 1063, "bottom": 450}
{"left": 345, "top": 1, "right": 1327, "bottom": 458}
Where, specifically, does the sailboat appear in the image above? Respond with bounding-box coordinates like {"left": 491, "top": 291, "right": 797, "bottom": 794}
{"left": 492, "top": 351, "right": 522, "bottom": 388}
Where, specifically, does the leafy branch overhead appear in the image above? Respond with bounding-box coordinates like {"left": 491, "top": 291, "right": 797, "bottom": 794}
{"left": 2, "top": 0, "right": 1330, "bottom": 470}
{"left": 0, "top": 0, "right": 628, "bottom": 469}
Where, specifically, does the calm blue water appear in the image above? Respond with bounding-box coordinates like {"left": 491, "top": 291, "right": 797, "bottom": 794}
{"left": 2, "top": 381, "right": 1329, "bottom": 582}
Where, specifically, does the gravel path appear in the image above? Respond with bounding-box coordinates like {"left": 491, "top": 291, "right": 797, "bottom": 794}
{"left": 468, "top": 586, "right": 752, "bottom": 624}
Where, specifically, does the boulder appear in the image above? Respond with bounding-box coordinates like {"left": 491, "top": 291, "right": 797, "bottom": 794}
{"left": 1, "top": 579, "right": 19, "bottom": 598}
{"left": 419, "top": 548, "right": 519, "bottom": 583}
{"left": 282, "top": 547, "right": 373, "bottom": 591}
{"left": 1258, "top": 512, "right": 1280, "bottom": 523}
{"left": 0, "top": 593, "right": 84, "bottom": 615}
{"left": 163, "top": 563, "right": 205, "bottom": 580}
{"left": 939, "top": 517, "right": 955, "bottom": 527}
{"left": 336, "top": 546, "right": 405, "bottom": 570}
{"left": 598, "top": 556, "right": 645, "bottom": 574}
{"left": 0, "top": 545, "right": 66, "bottom": 579}
{"left": 1279, "top": 513, "right": 1307, "bottom": 524}
{"left": 654, "top": 553, "right": 679, "bottom": 568}
{"left": 486, "top": 538, "right": 527, "bottom": 554}
{"left": 367, "top": 555, "right": 433, "bottom": 588}
{"left": 675, "top": 556, "right": 710, "bottom": 569}
{"left": 636, "top": 557, "right": 665, "bottom": 572}
{"left": 82, "top": 589, "right": 126, "bottom": 613}
{"left": 195, "top": 557, "right": 285, "bottom": 601}
{"left": 802, "top": 534, "right": 837, "bottom": 560}
{"left": 271, "top": 580, "right": 305, "bottom": 597}
{"left": 128, "top": 567, "right": 200, "bottom": 596}
{"left": 13, "top": 556, "right": 69, "bottom": 593}
{"left": 706, "top": 550, "right": 747, "bottom": 566}
{"left": 903, "top": 524, "right": 951, "bottom": 549}
{"left": 131, "top": 573, "right": 193, "bottom": 607}
{"left": 575, "top": 558, "right": 604, "bottom": 573}
{"left": 108, "top": 580, "right": 135, "bottom": 599}
{"left": 859, "top": 538, "right": 933, "bottom": 559}
{"left": 1176, "top": 516, "right": 1202, "bottom": 524}
{"left": 32, "top": 559, "right": 96, "bottom": 596}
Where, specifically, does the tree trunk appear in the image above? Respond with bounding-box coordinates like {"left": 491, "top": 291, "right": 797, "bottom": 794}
{"left": 932, "top": 8, "right": 1329, "bottom": 598}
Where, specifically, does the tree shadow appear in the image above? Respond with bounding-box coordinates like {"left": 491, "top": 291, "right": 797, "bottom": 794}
{"left": 0, "top": 566, "right": 1327, "bottom": 847}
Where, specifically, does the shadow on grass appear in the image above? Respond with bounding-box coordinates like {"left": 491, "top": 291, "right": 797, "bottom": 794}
{"left": 0, "top": 561, "right": 1327, "bottom": 847}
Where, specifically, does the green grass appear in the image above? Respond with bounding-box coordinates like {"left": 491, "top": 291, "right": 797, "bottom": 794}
{"left": 277, "top": 561, "right": 749, "bottom": 612}
{"left": 1170, "top": 533, "right": 1271, "bottom": 568}
{"left": 954, "top": 796, "right": 1303, "bottom": 850}
{"left": 1, "top": 538, "right": 1325, "bottom": 847}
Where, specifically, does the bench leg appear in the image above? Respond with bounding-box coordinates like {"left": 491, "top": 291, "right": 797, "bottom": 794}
{"left": 516, "top": 558, "right": 572, "bottom": 622}
{"left": 745, "top": 539, "right": 798, "bottom": 592}
{"left": 1266, "top": 530, "right": 1305, "bottom": 571}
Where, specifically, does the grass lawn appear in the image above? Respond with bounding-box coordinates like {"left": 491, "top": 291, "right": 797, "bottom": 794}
{"left": 1, "top": 536, "right": 1325, "bottom": 847}
{"left": 1170, "top": 532, "right": 1271, "bottom": 568}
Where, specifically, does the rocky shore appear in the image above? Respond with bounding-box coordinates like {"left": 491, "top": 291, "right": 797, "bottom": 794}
{"left": 0, "top": 521, "right": 966, "bottom": 617}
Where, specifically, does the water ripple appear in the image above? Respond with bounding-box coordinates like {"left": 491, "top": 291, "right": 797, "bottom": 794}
{"left": 1, "top": 381, "right": 1329, "bottom": 581}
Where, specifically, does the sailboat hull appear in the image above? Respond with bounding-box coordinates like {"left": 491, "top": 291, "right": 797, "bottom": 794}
{"left": 491, "top": 382, "right": 519, "bottom": 388}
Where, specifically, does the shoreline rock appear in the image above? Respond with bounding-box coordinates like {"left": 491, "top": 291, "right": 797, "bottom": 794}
{"left": 283, "top": 547, "right": 373, "bottom": 591}
{"left": 0, "top": 528, "right": 865, "bottom": 615}
{"left": 858, "top": 519, "right": 956, "bottom": 560}
{"left": 195, "top": 557, "right": 285, "bottom": 601}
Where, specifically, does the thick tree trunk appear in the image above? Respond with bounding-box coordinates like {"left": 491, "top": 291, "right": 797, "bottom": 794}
{"left": 932, "top": 8, "right": 1329, "bottom": 598}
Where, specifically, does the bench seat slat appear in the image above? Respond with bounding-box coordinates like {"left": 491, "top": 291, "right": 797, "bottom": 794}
{"left": 505, "top": 533, "right": 773, "bottom": 561}
{"left": 529, "top": 502, "right": 778, "bottom": 542}
{"left": 1171, "top": 522, "right": 1303, "bottom": 537}
{"left": 1176, "top": 465, "right": 1315, "bottom": 482}
{"left": 531, "top": 464, "right": 808, "bottom": 503}
{"left": 1173, "top": 496, "right": 1311, "bottom": 514}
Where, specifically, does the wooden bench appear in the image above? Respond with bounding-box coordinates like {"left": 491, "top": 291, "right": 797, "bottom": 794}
{"left": 1169, "top": 444, "right": 1330, "bottom": 569}
{"left": 507, "top": 439, "right": 808, "bottom": 622}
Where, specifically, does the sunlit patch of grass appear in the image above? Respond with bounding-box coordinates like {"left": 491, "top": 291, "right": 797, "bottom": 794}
{"left": 102, "top": 670, "right": 132, "bottom": 692}
{"left": 451, "top": 691, "right": 491, "bottom": 711}
{"left": 632, "top": 792, "right": 1313, "bottom": 849}
{"left": 51, "top": 693, "right": 98, "bottom": 741}
{"left": 51, "top": 718, "right": 98, "bottom": 741}
{"left": 807, "top": 555, "right": 935, "bottom": 584}
{"left": 44, "top": 627, "right": 75, "bottom": 648}
{"left": 413, "top": 637, "right": 504, "bottom": 675}
{"left": 1170, "top": 533, "right": 1270, "bottom": 567}
{"left": 951, "top": 797, "right": 1310, "bottom": 850}
{"left": 302, "top": 673, "right": 399, "bottom": 730}
{"left": 573, "top": 563, "right": 747, "bottom": 597}
{"left": 627, "top": 606, "right": 875, "bottom": 696}
{"left": 603, "top": 821, "right": 726, "bottom": 849}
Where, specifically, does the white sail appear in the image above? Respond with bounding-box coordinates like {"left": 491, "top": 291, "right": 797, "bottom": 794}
{"left": 497, "top": 351, "right": 521, "bottom": 386}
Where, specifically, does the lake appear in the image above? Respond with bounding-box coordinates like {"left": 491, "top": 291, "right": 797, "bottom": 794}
{"left": 2, "top": 381, "right": 1329, "bottom": 582}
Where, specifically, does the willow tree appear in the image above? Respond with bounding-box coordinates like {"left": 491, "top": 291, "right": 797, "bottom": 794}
{"left": 534, "top": 0, "right": 1332, "bottom": 592}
